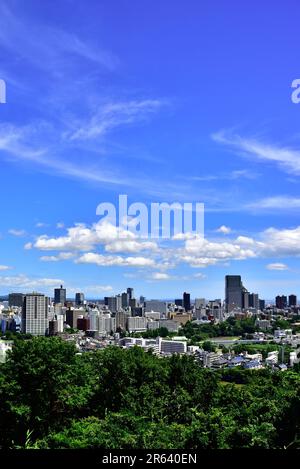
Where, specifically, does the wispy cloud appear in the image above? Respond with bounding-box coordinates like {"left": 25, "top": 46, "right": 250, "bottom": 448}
{"left": 247, "top": 196, "right": 300, "bottom": 211}
{"left": 8, "top": 229, "right": 26, "bottom": 237}
{"left": 212, "top": 130, "right": 300, "bottom": 176}
{"left": 67, "top": 100, "right": 164, "bottom": 141}
{"left": 191, "top": 169, "right": 260, "bottom": 182}
{"left": 0, "top": 2, "right": 119, "bottom": 74}
{"left": 0, "top": 274, "right": 64, "bottom": 291}
{"left": 266, "top": 263, "right": 289, "bottom": 271}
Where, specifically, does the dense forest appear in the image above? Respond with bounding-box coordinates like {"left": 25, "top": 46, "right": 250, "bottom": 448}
{"left": 0, "top": 336, "right": 300, "bottom": 449}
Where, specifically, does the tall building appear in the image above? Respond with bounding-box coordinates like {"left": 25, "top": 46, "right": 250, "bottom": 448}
{"left": 22, "top": 293, "right": 49, "bottom": 336}
{"left": 8, "top": 293, "right": 25, "bottom": 308}
{"left": 127, "top": 316, "right": 147, "bottom": 332}
{"left": 75, "top": 292, "right": 85, "bottom": 306}
{"left": 139, "top": 296, "right": 145, "bottom": 306}
{"left": 195, "top": 298, "right": 206, "bottom": 309}
{"left": 183, "top": 292, "right": 191, "bottom": 311}
{"left": 54, "top": 285, "right": 66, "bottom": 305}
{"left": 225, "top": 275, "right": 245, "bottom": 312}
{"left": 129, "top": 298, "right": 137, "bottom": 309}
{"left": 121, "top": 292, "right": 129, "bottom": 308}
{"left": 248, "top": 293, "right": 259, "bottom": 309}
{"left": 116, "top": 310, "right": 130, "bottom": 330}
{"left": 275, "top": 295, "right": 287, "bottom": 309}
{"left": 66, "top": 308, "right": 83, "bottom": 329}
{"left": 289, "top": 294, "right": 297, "bottom": 307}
{"left": 127, "top": 287, "right": 134, "bottom": 300}
{"left": 259, "top": 299, "right": 265, "bottom": 311}
{"left": 175, "top": 299, "right": 183, "bottom": 307}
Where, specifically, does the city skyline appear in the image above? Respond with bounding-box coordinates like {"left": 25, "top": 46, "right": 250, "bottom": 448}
{"left": 1, "top": 1, "right": 300, "bottom": 299}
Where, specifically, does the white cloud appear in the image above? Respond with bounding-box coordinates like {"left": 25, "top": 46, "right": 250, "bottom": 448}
{"left": 0, "top": 274, "right": 64, "bottom": 290}
{"left": 105, "top": 239, "right": 157, "bottom": 253}
{"left": 266, "top": 263, "right": 289, "bottom": 271}
{"left": 212, "top": 130, "right": 300, "bottom": 176}
{"left": 68, "top": 100, "right": 164, "bottom": 141}
{"left": 0, "top": 265, "right": 12, "bottom": 271}
{"left": 56, "top": 222, "right": 64, "bottom": 229}
{"left": 8, "top": 229, "right": 26, "bottom": 237}
{"left": 32, "top": 221, "right": 157, "bottom": 254}
{"left": 216, "top": 225, "right": 231, "bottom": 234}
{"left": 248, "top": 196, "right": 300, "bottom": 211}
{"left": 150, "top": 272, "right": 171, "bottom": 280}
{"left": 40, "top": 252, "right": 75, "bottom": 262}
{"left": 35, "top": 222, "right": 48, "bottom": 228}
{"left": 76, "top": 252, "right": 155, "bottom": 267}
{"left": 194, "top": 272, "right": 207, "bottom": 279}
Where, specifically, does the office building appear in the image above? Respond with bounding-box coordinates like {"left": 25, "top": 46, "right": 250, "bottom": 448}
{"left": 98, "top": 315, "right": 116, "bottom": 335}
{"left": 8, "top": 293, "right": 24, "bottom": 308}
{"left": 289, "top": 294, "right": 297, "bottom": 307}
{"left": 121, "top": 292, "right": 129, "bottom": 308}
{"left": 129, "top": 298, "right": 137, "bottom": 309}
{"left": 22, "top": 293, "right": 49, "bottom": 336}
{"left": 139, "top": 296, "right": 145, "bottom": 306}
{"left": 145, "top": 300, "right": 167, "bottom": 315}
{"left": 275, "top": 295, "right": 287, "bottom": 309}
{"left": 195, "top": 298, "right": 206, "bottom": 309}
{"left": 75, "top": 292, "right": 85, "bottom": 306}
{"left": 54, "top": 285, "right": 66, "bottom": 305}
{"left": 66, "top": 308, "right": 83, "bottom": 329}
{"left": 127, "top": 287, "right": 134, "bottom": 300}
{"left": 259, "top": 299, "right": 265, "bottom": 311}
{"left": 116, "top": 310, "right": 130, "bottom": 330}
{"left": 127, "top": 316, "right": 147, "bottom": 332}
{"left": 248, "top": 293, "right": 259, "bottom": 309}
{"left": 242, "top": 290, "right": 249, "bottom": 309}
{"left": 175, "top": 299, "right": 183, "bottom": 307}
{"left": 183, "top": 292, "right": 191, "bottom": 311}
{"left": 158, "top": 337, "right": 187, "bottom": 355}
{"left": 225, "top": 275, "right": 245, "bottom": 312}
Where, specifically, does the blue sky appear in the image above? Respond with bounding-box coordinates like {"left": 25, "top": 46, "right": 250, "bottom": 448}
{"left": 1, "top": 0, "right": 300, "bottom": 300}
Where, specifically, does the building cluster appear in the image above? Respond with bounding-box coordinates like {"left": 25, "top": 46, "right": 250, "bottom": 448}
{"left": 0, "top": 275, "right": 299, "bottom": 367}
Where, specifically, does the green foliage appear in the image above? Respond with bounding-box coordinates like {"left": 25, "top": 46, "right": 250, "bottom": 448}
{"left": 0, "top": 336, "right": 300, "bottom": 449}
{"left": 179, "top": 317, "right": 258, "bottom": 344}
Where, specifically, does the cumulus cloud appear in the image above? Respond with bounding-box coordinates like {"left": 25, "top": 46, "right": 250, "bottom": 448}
{"left": 32, "top": 221, "right": 155, "bottom": 252}
{"left": 216, "top": 225, "right": 231, "bottom": 234}
{"left": 76, "top": 252, "right": 155, "bottom": 267}
{"left": 40, "top": 252, "right": 75, "bottom": 262}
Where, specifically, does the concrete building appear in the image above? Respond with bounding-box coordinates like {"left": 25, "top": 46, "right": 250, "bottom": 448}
{"left": 66, "top": 308, "right": 84, "bottom": 329}
{"left": 116, "top": 310, "right": 130, "bottom": 330}
{"left": 127, "top": 316, "right": 147, "bottom": 333}
{"left": 145, "top": 300, "right": 167, "bottom": 315}
{"left": 195, "top": 298, "right": 206, "bottom": 309}
{"left": 158, "top": 337, "right": 187, "bottom": 355}
{"left": 22, "top": 293, "right": 49, "bottom": 336}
